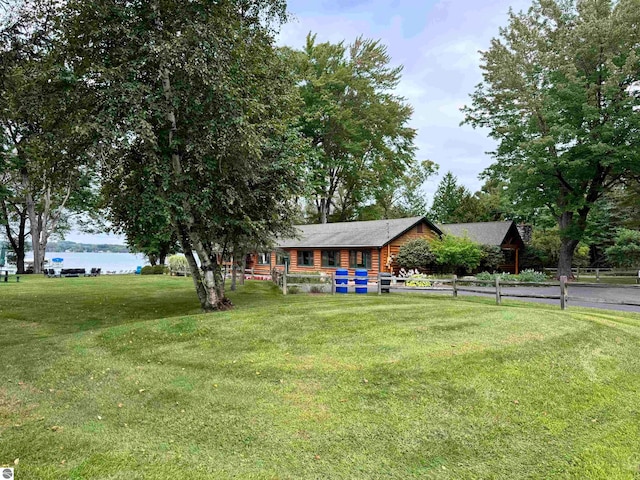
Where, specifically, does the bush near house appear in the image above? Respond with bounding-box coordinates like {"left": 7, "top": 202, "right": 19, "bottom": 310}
{"left": 429, "top": 234, "right": 483, "bottom": 274}
{"left": 478, "top": 244, "right": 504, "bottom": 272}
{"left": 396, "top": 238, "right": 436, "bottom": 271}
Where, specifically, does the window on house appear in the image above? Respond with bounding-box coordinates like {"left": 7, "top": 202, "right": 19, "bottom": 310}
{"left": 297, "top": 250, "right": 314, "bottom": 267}
{"left": 349, "top": 250, "right": 371, "bottom": 269}
{"left": 417, "top": 223, "right": 424, "bottom": 233}
{"left": 276, "top": 252, "right": 288, "bottom": 266}
{"left": 257, "top": 252, "right": 271, "bottom": 265}
{"left": 321, "top": 250, "right": 341, "bottom": 267}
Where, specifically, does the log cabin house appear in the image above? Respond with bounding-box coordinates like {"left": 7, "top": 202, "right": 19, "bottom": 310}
{"left": 439, "top": 221, "right": 525, "bottom": 274}
{"left": 248, "top": 216, "right": 442, "bottom": 277}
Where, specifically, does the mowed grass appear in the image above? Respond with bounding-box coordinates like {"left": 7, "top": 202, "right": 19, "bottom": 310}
{"left": 2, "top": 276, "right": 640, "bottom": 479}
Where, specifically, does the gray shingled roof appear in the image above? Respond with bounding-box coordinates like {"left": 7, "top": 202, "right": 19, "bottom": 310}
{"left": 277, "top": 217, "right": 440, "bottom": 248}
{"left": 439, "top": 221, "right": 517, "bottom": 246}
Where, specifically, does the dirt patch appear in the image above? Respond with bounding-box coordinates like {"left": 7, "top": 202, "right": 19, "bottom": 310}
{"left": 0, "top": 388, "right": 38, "bottom": 428}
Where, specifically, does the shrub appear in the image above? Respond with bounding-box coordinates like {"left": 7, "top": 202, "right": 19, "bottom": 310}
{"left": 287, "top": 272, "right": 327, "bottom": 284}
{"left": 168, "top": 254, "right": 189, "bottom": 275}
{"left": 405, "top": 273, "right": 432, "bottom": 287}
{"left": 479, "top": 245, "right": 504, "bottom": 272}
{"left": 476, "top": 270, "right": 547, "bottom": 283}
{"left": 516, "top": 269, "right": 548, "bottom": 283}
{"left": 476, "top": 271, "right": 515, "bottom": 282}
{"left": 140, "top": 265, "right": 154, "bottom": 275}
{"left": 397, "top": 239, "right": 436, "bottom": 270}
{"left": 430, "top": 234, "right": 483, "bottom": 273}
{"left": 141, "top": 265, "right": 166, "bottom": 275}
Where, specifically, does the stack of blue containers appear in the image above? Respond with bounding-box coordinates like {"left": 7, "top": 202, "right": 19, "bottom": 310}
{"left": 335, "top": 268, "right": 348, "bottom": 294}
{"left": 355, "top": 269, "right": 368, "bottom": 294}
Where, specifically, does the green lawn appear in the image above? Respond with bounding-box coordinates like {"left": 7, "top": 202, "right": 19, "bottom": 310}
{"left": 2, "top": 276, "right": 640, "bottom": 479}
{"left": 576, "top": 275, "right": 639, "bottom": 285}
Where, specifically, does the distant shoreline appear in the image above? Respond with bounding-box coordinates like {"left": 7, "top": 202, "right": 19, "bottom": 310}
{"left": 45, "top": 241, "right": 130, "bottom": 254}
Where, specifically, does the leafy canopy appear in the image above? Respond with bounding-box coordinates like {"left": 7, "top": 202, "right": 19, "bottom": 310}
{"left": 287, "top": 33, "right": 417, "bottom": 223}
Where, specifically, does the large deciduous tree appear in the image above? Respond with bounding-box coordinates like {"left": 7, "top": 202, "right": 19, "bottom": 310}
{"left": 63, "top": 0, "right": 303, "bottom": 310}
{"left": 1, "top": 1, "right": 95, "bottom": 273}
{"left": 288, "top": 34, "right": 417, "bottom": 223}
{"left": 464, "top": 0, "right": 640, "bottom": 277}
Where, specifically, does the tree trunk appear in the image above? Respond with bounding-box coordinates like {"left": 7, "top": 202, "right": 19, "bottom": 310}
{"left": 161, "top": 66, "right": 231, "bottom": 311}
{"left": 16, "top": 214, "right": 26, "bottom": 274}
{"left": 201, "top": 261, "right": 230, "bottom": 310}
{"left": 557, "top": 211, "right": 580, "bottom": 279}
{"left": 22, "top": 171, "right": 71, "bottom": 274}
{"left": 318, "top": 198, "right": 328, "bottom": 224}
{"left": 1, "top": 201, "right": 28, "bottom": 274}
{"left": 24, "top": 187, "right": 43, "bottom": 274}
{"left": 557, "top": 237, "right": 579, "bottom": 279}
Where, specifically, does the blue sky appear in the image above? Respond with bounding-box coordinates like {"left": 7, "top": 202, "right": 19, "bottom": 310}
{"left": 68, "top": 0, "right": 529, "bottom": 244}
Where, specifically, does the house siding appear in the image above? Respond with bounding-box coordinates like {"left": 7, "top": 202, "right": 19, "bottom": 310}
{"left": 271, "top": 247, "right": 381, "bottom": 276}
{"left": 380, "top": 222, "right": 437, "bottom": 273}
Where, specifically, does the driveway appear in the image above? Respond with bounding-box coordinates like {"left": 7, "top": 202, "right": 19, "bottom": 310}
{"left": 390, "top": 283, "right": 640, "bottom": 314}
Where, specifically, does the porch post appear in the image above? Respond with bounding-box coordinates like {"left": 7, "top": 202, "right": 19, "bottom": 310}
{"left": 515, "top": 247, "right": 519, "bottom": 274}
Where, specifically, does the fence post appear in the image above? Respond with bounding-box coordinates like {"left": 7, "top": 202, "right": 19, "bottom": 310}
{"left": 495, "top": 276, "right": 502, "bottom": 305}
{"left": 560, "top": 275, "right": 567, "bottom": 310}
{"left": 331, "top": 272, "right": 336, "bottom": 294}
{"left": 596, "top": 268, "right": 600, "bottom": 283}
{"left": 283, "top": 272, "right": 287, "bottom": 295}
{"left": 576, "top": 267, "right": 580, "bottom": 281}
{"left": 452, "top": 275, "right": 458, "bottom": 297}
{"left": 377, "top": 273, "right": 382, "bottom": 295}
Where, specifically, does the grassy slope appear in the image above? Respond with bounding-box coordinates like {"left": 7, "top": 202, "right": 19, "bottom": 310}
{"left": 1, "top": 276, "right": 640, "bottom": 479}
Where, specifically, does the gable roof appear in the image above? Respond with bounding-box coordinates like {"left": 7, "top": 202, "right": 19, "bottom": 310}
{"left": 277, "top": 217, "right": 442, "bottom": 249}
{"left": 439, "top": 221, "right": 523, "bottom": 247}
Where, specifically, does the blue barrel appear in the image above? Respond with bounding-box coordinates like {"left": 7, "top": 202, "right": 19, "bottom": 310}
{"left": 335, "top": 268, "right": 348, "bottom": 294}
{"left": 355, "top": 269, "right": 368, "bottom": 294}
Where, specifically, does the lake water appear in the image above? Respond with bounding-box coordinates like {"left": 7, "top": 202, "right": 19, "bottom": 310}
{"left": 46, "top": 252, "right": 147, "bottom": 272}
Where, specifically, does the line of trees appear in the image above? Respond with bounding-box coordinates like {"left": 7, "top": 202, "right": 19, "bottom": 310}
{"left": 2, "top": 0, "right": 639, "bottom": 304}
{"left": 1, "top": 0, "right": 433, "bottom": 309}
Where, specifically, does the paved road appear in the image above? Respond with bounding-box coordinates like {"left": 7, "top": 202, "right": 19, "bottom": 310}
{"left": 390, "top": 284, "right": 640, "bottom": 314}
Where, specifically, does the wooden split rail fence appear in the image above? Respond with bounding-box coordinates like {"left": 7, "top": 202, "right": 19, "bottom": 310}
{"left": 272, "top": 271, "right": 640, "bottom": 310}
{"left": 544, "top": 267, "right": 640, "bottom": 283}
